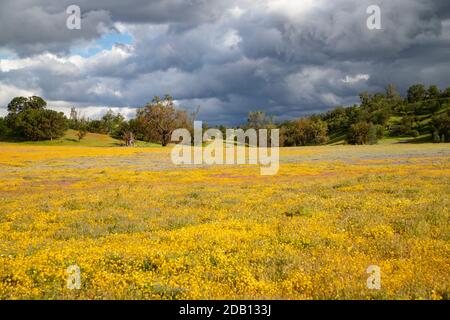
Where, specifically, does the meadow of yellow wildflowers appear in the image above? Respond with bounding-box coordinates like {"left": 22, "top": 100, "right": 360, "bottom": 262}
{"left": 0, "top": 143, "right": 449, "bottom": 299}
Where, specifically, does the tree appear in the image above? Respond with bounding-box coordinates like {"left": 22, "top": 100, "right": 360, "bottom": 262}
{"left": 389, "top": 115, "right": 420, "bottom": 137}
{"left": 375, "top": 124, "right": 384, "bottom": 140}
{"left": 345, "top": 105, "right": 365, "bottom": 126}
{"left": 384, "top": 84, "right": 404, "bottom": 112}
{"left": 123, "top": 131, "right": 135, "bottom": 147}
{"left": 442, "top": 87, "right": 450, "bottom": 98}
{"left": 359, "top": 92, "right": 371, "bottom": 107}
{"left": 4, "top": 96, "right": 67, "bottom": 141}
{"left": 309, "top": 119, "right": 329, "bottom": 145}
{"left": 427, "top": 85, "right": 441, "bottom": 100}
{"left": 407, "top": 84, "right": 426, "bottom": 103}
{"left": 15, "top": 108, "right": 67, "bottom": 141}
{"left": 70, "top": 107, "right": 78, "bottom": 121}
{"left": 281, "top": 118, "right": 328, "bottom": 146}
{"left": 137, "top": 95, "right": 191, "bottom": 146}
{"left": 369, "top": 109, "right": 390, "bottom": 125}
{"left": 101, "top": 109, "right": 125, "bottom": 135}
{"left": 367, "top": 123, "right": 378, "bottom": 145}
{"left": 320, "top": 106, "right": 356, "bottom": 135}
{"left": 7, "top": 96, "right": 46, "bottom": 115}
{"left": 386, "top": 84, "right": 399, "bottom": 100}
{"left": 292, "top": 119, "right": 312, "bottom": 146}
{"left": 346, "top": 122, "right": 379, "bottom": 145}
{"left": 69, "top": 107, "right": 79, "bottom": 129}
{"left": 245, "top": 111, "right": 278, "bottom": 146}
{"left": 431, "top": 111, "right": 450, "bottom": 142}
{"left": 0, "top": 117, "right": 10, "bottom": 137}
{"left": 77, "top": 121, "right": 88, "bottom": 141}
{"left": 6, "top": 96, "right": 48, "bottom": 132}
{"left": 87, "top": 120, "right": 106, "bottom": 134}
{"left": 247, "top": 111, "right": 273, "bottom": 129}
{"left": 77, "top": 129, "right": 87, "bottom": 141}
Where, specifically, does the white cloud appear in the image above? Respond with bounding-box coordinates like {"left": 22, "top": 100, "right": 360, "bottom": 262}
{"left": 0, "top": 57, "right": 37, "bottom": 72}
{"left": 229, "top": 6, "right": 245, "bottom": 18}
{"left": 320, "top": 93, "right": 341, "bottom": 105}
{"left": 48, "top": 101, "right": 137, "bottom": 119}
{"left": 265, "top": 0, "right": 321, "bottom": 18}
{"left": 222, "top": 30, "right": 242, "bottom": 50}
{"left": 0, "top": 84, "right": 39, "bottom": 107}
{"left": 341, "top": 74, "right": 370, "bottom": 84}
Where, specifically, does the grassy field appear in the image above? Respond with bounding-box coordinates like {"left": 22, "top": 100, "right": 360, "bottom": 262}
{"left": 0, "top": 142, "right": 449, "bottom": 299}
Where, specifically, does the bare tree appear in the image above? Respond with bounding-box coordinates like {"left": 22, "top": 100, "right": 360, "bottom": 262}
{"left": 123, "top": 131, "right": 135, "bottom": 146}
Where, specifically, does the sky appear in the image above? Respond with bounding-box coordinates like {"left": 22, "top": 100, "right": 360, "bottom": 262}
{"left": 0, "top": 0, "right": 450, "bottom": 125}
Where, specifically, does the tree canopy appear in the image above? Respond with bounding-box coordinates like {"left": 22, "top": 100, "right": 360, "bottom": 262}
{"left": 3, "top": 96, "right": 67, "bottom": 141}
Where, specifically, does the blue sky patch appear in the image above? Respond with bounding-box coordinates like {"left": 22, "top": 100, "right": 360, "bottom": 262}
{"left": 70, "top": 31, "right": 133, "bottom": 57}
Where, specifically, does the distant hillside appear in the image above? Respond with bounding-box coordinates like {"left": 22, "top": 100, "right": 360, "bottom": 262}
{"left": 327, "top": 105, "right": 450, "bottom": 145}
{"left": 278, "top": 84, "right": 450, "bottom": 146}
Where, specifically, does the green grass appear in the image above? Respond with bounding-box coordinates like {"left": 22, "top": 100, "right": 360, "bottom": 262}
{"left": 0, "top": 129, "right": 162, "bottom": 148}
{"left": 327, "top": 134, "right": 433, "bottom": 146}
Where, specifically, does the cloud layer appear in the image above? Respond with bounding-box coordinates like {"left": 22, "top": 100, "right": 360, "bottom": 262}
{"left": 1, "top": 0, "right": 450, "bottom": 124}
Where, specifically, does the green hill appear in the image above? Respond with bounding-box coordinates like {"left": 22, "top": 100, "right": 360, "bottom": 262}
{"left": 322, "top": 96, "right": 450, "bottom": 145}
{"left": 1, "top": 129, "right": 161, "bottom": 147}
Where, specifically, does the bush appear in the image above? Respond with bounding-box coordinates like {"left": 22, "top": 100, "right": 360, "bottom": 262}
{"left": 77, "top": 128, "right": 88, "bottom": 141}
{"left": 346, "top": 122, "right": 379, "bottom": 145}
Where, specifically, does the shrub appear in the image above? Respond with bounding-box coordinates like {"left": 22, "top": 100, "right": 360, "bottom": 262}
{"left": 77, "top": 128, "right": 87, "bottom": 141}
{"left": 431, "top": 112, "right": 450, "bottom": 142}
{"left": 346, "top": 122, "right": 379, "bottom": 145}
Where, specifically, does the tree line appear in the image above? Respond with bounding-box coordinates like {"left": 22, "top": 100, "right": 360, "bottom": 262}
{"left": 0, "top": 95, "right": 194, "bottom": 145}
{"left": 225, "top": 83, "right": 450, "bottom": 146}
{"left": 1, "top": 83, "right": 449, "bottom": 146}
{"left": 274, "top": 83, "right": 450, "bottom": 146}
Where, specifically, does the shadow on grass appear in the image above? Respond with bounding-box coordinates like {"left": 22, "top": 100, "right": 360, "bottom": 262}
{"left": 394, "top": 134, "right": 433, "bottom": 144}
{"left": 0, "top": 135, "right": 29, "bottom": 143}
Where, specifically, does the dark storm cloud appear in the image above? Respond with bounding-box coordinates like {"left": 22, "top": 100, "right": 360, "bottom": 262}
{"left": 0, "top": 1, "right": 112, "bottom": 56}
{"left": 0, "top": 0, "right": 450, "bottom": 124}
{"left": 0, "top": 0, "right": 237, "bottom": 56}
